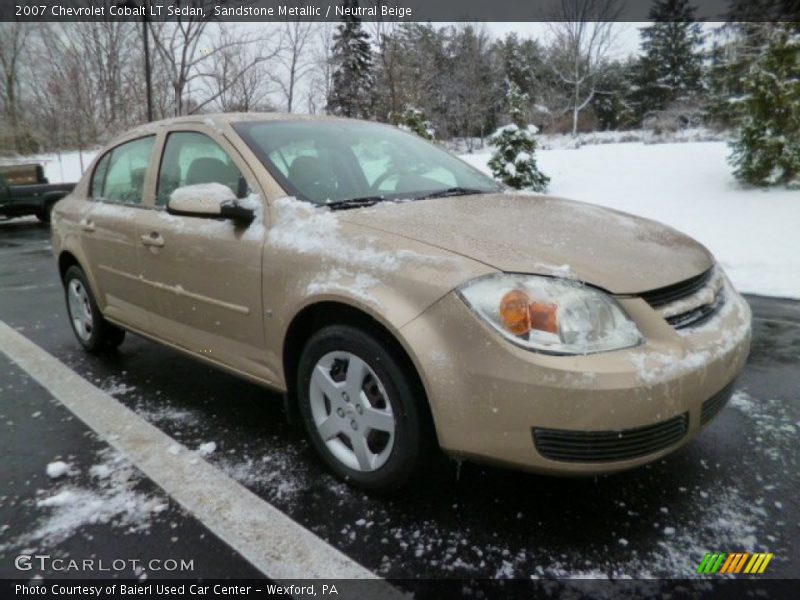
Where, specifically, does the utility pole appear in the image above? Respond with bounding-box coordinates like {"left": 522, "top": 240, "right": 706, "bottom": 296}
{"left": 143, "top": 0, "right": 153, "bottom": 122}
{"left": 117, "top": 0, "right": 153, "bottom": 122}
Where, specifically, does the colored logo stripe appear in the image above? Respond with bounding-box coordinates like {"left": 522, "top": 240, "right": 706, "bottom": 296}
{"left": 697, "top": 553, "right": 726, "bottom": 574}
{"left": 744, "top": 553, "right": 773, "bottom": 574}
{"left": 697, "top": 552, "right": 773, "bottom": 574}
{"left": 720, "top": 553, "right": 749, "bottom": 574}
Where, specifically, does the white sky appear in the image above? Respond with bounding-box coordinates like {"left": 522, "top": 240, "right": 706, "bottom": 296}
{"left": 485, "top": 22, "right": 644, "bottom": 58}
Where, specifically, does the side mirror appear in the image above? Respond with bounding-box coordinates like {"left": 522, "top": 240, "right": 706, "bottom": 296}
{"left": 167, "top": 183, "right": 254, "bottom": 225}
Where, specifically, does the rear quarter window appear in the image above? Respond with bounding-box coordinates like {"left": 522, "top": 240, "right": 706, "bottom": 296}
{"left": 90, "top": 153, "right": 111, "bottom": 198}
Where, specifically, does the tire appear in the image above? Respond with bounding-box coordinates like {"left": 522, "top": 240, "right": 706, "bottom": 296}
{"left": 297, "top": 324, "right": 428, "bottom": 493}
{"left": 63, "top": 265, "right": 126, "bottom": 353}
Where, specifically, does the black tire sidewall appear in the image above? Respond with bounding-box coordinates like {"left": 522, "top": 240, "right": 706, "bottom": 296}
{"left": 37, "top": 202, "right": 54, "bottom": 223}
{"left": 297, "top": 324, "right": 423, "bottom": 492}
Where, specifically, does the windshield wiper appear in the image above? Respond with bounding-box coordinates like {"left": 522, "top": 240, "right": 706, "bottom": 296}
{"left": 325, "top": 196, "right": 385, "bottom": 210}
{"left": 416, "top": 187, "right": 489, "bottom": 200}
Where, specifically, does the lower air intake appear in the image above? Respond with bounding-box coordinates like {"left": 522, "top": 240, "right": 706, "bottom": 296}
{"left": 533, "top": 413, "right": 689, "bottom": 463}
{"left": 701, "top": 381, "right": 735, "bottom": 426}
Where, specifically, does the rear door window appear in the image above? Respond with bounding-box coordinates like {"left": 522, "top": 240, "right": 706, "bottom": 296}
{"left": 91, "top": 136, "right": 155, "bottom": 205}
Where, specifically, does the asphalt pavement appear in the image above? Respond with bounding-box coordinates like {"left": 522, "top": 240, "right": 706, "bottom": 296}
{"left": 1, "top": 218, "right": 797, "bottom": 589}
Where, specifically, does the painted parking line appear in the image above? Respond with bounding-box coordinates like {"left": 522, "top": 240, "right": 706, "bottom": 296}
{"left": 0, "top": 320, "right": 400, "bottom": 592}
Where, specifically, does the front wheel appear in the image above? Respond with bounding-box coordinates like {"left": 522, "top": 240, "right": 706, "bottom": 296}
{"left": 297, "top": 325, "right": 428, "bottom": 493}
{"left": 63, "top": 266, "right": 125, "bottom": 353}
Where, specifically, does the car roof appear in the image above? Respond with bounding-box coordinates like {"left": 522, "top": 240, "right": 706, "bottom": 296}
{"left": 124, "top": 112, "right": 357, "bottom": 139}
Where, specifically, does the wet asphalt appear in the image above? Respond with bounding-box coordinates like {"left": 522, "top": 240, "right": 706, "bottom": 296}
{"left": 0, "top": 218, "right": 797, "bottom": 590}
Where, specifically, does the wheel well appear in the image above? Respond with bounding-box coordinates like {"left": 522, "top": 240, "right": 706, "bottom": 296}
{"left": 58, "top": 252, "right": 80, "bottom": 282}
{"left": 282, "top": 302, "right": 432, "bottom": 424}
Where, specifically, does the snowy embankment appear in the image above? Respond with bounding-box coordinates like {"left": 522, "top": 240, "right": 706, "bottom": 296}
{"left": 461, "top": 141, "right": 800, "bottom": 300}
{"left": 0, "top": 148, "right": 99, "bottom": 184}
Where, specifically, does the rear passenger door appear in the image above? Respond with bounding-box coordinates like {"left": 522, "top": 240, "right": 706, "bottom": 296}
{"left": 135, "top": 129, "right": 271, "bottom": 379}
{"left": 83, "top": 136, "right": 156, "bottom": 331}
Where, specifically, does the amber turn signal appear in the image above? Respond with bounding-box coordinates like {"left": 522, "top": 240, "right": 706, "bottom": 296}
{"left": 499, "top": 289, "right": 531, "bottom": 335}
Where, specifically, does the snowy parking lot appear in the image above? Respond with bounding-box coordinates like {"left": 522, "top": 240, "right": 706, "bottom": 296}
{"left": 1, "top": 136, "right": 799, "bottom": 594}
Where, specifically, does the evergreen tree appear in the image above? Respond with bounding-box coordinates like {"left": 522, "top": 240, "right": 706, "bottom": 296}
{"left": 635, "top": 0, "right": 705, "bottom": 116}
{"left": 729, "top": 27, "right": 800, "bottom": 187}
{"left": 326, "top": 0, "right": 374, "bottom": 118}
{"left": 707, "top": 7, "right": 799, "bottom": 127}
{"left": 494, "top": 33, "right": 544, "bottom": 99}
{"left": 592, "top": 58, "right": 639, "bottom": 130}
{"left": 397, "top": 105, "right": 436, "bottom": 141}
{"left": 488, "top": 81, "right": 549, "bottom": 191}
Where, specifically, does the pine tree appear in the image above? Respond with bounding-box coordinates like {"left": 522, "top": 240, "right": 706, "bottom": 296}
{"left": 326, "top": 0, "right": 374, "bottom": 118}
{"left": 707, "top": 6, "right": 799, "bottom": 127}
{"left": 592, "top": 58, "right": 639, "bottom": 130}
{"left": 635, "top": 0, "right": 705, "bottom": 115}
{"left": 488, "top": 81, "right": 549, "bottom": 192}
{"left": 494, "top": 33, "right": 542, "bottom": 98}
{"left": 397, "top": 105, "right": 436, "bottom": 141}
{"left": 729, "top": 27, "right": 800, "bottom": 187}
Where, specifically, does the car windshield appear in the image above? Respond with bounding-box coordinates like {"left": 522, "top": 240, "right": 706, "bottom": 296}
{"left": 233, "top": 120, "right": 502, "bottom": 206}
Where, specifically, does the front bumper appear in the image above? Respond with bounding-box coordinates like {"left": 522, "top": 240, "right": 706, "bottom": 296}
{"left": 400, "top": 281, "right": 751, "bottom": 475}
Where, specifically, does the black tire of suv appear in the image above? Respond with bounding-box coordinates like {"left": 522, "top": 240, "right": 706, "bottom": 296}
{"left": 36, "top": 202, "right": 55, "bottom": 223}
{"left": 297, "top": 324, "right": 428, "bottom": 493}
{"left": 63, "top": 265, "right": 126, "bottom": 353}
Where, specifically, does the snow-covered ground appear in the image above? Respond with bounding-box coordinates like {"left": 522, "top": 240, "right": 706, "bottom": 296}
{"left": 461, "top": 141, "right": 800, "bottom": 300}
{"left": 4, "top": 137, "right": 797, "bottom": 299}
{"left": 445, "top": 126, "right": 728, "bottom": 154}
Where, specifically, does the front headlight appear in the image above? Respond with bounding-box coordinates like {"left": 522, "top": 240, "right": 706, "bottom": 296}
{"left": 458, "top": 274, "right": 642, "bottom": 355}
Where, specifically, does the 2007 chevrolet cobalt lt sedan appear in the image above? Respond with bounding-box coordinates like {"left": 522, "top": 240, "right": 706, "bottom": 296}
{"left": 51, "top": 114, "right": 751, "bottom": 491}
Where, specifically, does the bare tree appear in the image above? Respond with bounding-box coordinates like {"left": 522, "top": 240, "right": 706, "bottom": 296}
{"left": 368, "top": 15, "right": 402, "bottom": 120}
{"left": 547, "top": 0, "right": 623, "bottom": 136}
{"left": 272, "top": 21, "right": 316, "bottom": 113}
{"left": 0, "top": 22, "right": 32, "bottom": 152}
{"left": 150, "top": 15, "right": 277, "bottom": 116}
{"left": 447, "top": 23, "right": 495, "bottom": 148}
{"left": 147, "top": 11, "right": 212, "bottom": 116}
{"left": 26, "top": 24, "right": 99, "bottom": 167}
{"left": 306, "top": 22, "right": 336, "bottom": 114}
{"left": 147, "top": 2, "right": 278, "bottom": 116}
{"left": 205, "top": 24, "right": 278, "bottom": 112}
{"left": 78, "top": 22, "right": 137, "bottom": 129}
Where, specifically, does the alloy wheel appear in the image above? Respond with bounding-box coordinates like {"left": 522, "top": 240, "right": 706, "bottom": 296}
{"left": 67, "top": 278, "right": 94, "bottom": 341}
{"left": 309, "top": 351, "right": 396, "bottom": 472}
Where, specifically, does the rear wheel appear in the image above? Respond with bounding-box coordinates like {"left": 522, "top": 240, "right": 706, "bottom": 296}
{"left": 297, "top": 324, "right": 428, "bottom": 493}
{"left": 63, "top": 266, "right": 125, "bottom": 353}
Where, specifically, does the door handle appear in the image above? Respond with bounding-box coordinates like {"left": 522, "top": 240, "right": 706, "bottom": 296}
{"left": 79, "top": 219, "right": 95, "bottom": 233}
{"left": 140, "top": 232, "right": 165, "bottom": 248}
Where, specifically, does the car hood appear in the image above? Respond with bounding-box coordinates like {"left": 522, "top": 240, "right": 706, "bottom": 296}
{"left": 340, "top": 193, "right": 714, "bottom": 295}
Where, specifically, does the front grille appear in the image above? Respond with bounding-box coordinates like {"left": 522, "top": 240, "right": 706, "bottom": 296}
{"left": 701, "top": 381, "right": 735, "bottom": 426}
{"left": 639, "top": 267, "right": 726, "bottom": 330}
{"left": 533, "top": 413, "right": 689, "bottom": 463}
{"left": 666, "top": 288, "right": 725, "bottom": 330}
{"left": 640, "top": 269, "right": 713, "bottom": 308}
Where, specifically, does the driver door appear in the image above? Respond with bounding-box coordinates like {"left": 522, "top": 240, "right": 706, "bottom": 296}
{"left": 135, "top": 128, "right": 269, "bottom": 378}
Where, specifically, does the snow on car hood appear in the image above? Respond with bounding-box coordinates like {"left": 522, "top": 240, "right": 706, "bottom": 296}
{"left": 340, "top": 193, "right": 714, "bottom": 295}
